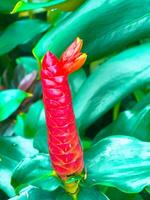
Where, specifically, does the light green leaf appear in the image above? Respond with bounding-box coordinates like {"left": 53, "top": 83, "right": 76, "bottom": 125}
{"left": 0, "top": 136, "right": 38, "bottom": 197}
{"left": 33, "top": 119, "right": 48, "bottom": 153}
{"left": 9, "top": 186, "right": 56, "bottom": 200}
{"left": 16, "top": 57, "right": 38, "bottom": 74}
{"left": 24, "top": 100, "right": 45, "bottom": 138}
{"left": 73, "top": 43, "right": 150, "bottom": 131}
{"left": 85, "top": 135, "right": 150, "bottom": 193}
{"left": 0, "top": 89, "right": 29, "bottom": 122}
{"left": 12, "top": 0, "right": 66, "bottom": 13}
{"left": 33, "top": 0, "right": 150, "bottom": 62}
{"left": 0, "top": 19, "right": 49, "bottom": 56}
{"left": 11, "top": 154, "right": 61, "bottom": 193}
{"left": 14, "top": 101, "right": 45, "bottom": 138}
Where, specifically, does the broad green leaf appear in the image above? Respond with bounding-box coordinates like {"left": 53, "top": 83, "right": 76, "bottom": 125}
{"left": 69, "top": 68, "right": 87, "bottom": 98}
{"left": 78, "top": 188, "right": 109, "bottom": 200}
{"left": 16, "top": 57, "right": 38, "bottom": 74}
{"left": 33, "top": 0, "right": 150, "bottom": 62}
{"left": 94, "top": 105, "right": 150, "bottom": 143}
{"left": 0, "top": 136, "right": 37, "bottom": 197}
{"left": 85, "top": 135, "right": 150, "bottom": 193}
{"left": 0, "top": 19, "right": 49, "bottom": 56}
{"left": 9, "top": 186, "right": 56, "bottom": 200}
{"left": 0, "top": 89, "right": 29, "bottom": 122}
{"left": 12, "top": 0, "right": 66, "bottom": 13}
{"left": 11, "top": 154, "right": 61, "bottom": 193}
{"left": 73, "top": 43, "right": 150, "bottom": 131}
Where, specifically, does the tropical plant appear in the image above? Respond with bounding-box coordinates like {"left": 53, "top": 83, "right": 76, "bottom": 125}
{"left": 0, "top": 0, "right": 150, "bottom": 200}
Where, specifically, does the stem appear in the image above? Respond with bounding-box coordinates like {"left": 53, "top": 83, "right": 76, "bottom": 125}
{"left": 28, "top": 0, "right": 33, "bottom": 19}
{"left": 113, "top": 101, "right": 121, "bottom": 121}
{"left": 134, "top": 89, "right": 145, "bottom": 102}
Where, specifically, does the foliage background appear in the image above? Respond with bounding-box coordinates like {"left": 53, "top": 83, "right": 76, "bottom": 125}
{"left": 0, "top": 0, "right": 150, "bottom": 200}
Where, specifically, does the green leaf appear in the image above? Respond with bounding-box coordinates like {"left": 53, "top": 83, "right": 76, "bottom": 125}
{"left": 69, "top": 68, "right": 87, "bottom": 98}
{"left": 0, "top": 0, "right": 18, "bottom": 13}
{"left": 133, "top": 92, "right": 150, "bottom": 112}
{"left": 9, "top": 186, "right": 56, "bottom": 200}
{"left": 11, "top": 0, "right": 66, "bottom": 13}
{"left": 0, "top": 19, "right": 49, "bottom": 56}
{"left": 24, "top": 100, "right": 45, "bottom": 138}
{"left": 106, "top": 187, "right": 143, "bottom": 200}
{"left": 33, "top": 0, "right": 150, "bottom": 62}
{"left": 14, "top": 101, "right": 45, "bottom": 138}
{"left": 73, "top": 43, "right": 150, "bottom": 131}
{"left": 94, "top": 105, "right": 150, "bottom": 143}
{"left": 0, "top": 136, "right": 38, "bottom": 197}
{"left": 11, "top": 154, "right": 61, "bottom": 193}
{"left": 78, "top": 188, "right": 109, "bottom": 200}
{"left": 33, "top": 119, "right": 48, "bottom": 153}
{"left": 0, "top": 89, "right": 29, "bottom": 122}
{"left": 16, "top": 57, "right": 38, "bottom": 74}
{"left": 85, "top": 135, "right": 150, "bottom": 193}
{"left": 14, "top": 113, "right": 25, "bottom": 137}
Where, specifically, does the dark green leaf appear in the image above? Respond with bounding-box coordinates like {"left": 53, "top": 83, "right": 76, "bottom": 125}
{"left": 0, "top": 19, "right": 49, "bottom": 56}
{"left": 0, "top": 89, "right": 29, "bottom": 122}
{"left": 73, "top": 43, "right": 150, "bottom": 131}
{"left": 78, "top": 188, "right": 109, "bottom": 200}
{"left": 132, "top": 92, "right": 150, "bottom": 112}
{"left": 94, "top": 105, "right": 150, "bottom": 143}
{"left": 106, "top": 187, "right": 143, "bottom": 200}
{"left": 11, "top": 154, "right": 61, "bottom": 193}
{"left": 85, "top": 135, "right": 150, "bottom": 193}
{"left": 0, "top": 0, "right": 18, "bottom": 13}
{"left": 0, "top": 136, "right": 37, "bottom": 197}
{"left": 69, "top": 68, "right": 87, "bottom": 98}
{"left": 33, "top": 0, "right": 150, "bottom": 62}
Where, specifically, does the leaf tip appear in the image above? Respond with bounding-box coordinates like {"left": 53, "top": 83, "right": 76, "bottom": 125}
{"left": 11, "top": 1, "right": 23, "bottom": 14}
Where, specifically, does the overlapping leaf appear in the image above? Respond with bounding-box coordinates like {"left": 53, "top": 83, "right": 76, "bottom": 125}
{"left": 0, "top": 136, "right": 37, "bottom": 197}
{"left": 11, "top": 154, "right": 61, "bottom": 193}
{"left": 0, "top": 19, "right": 49, "bottom": 56}
{"left": 0, "top": 89, "right": 29, "bottom": 121}
{"left": 33, "top": 0, "right": 150, "bottom": 62}
{"left": 85, "top": 135, "right": 150, "bottom": 193}
{"left": 73, "top": 43, "right": 150, "bottom": 131}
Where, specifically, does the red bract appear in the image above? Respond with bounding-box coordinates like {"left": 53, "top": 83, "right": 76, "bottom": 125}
{"left": 41, "top": 38, "right": 87, "bottom": 180}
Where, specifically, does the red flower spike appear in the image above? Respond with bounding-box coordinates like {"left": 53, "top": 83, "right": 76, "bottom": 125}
{"left": 41, "top": 38, "right": 87, "bottom": 183}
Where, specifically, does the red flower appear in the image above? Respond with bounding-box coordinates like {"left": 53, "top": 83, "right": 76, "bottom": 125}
{"left": 41, "top": 38, "right": 87, "bottom": 180}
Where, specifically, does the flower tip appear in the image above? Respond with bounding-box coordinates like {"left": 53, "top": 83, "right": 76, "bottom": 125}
{"left": 76, "top": 37, "right": 83, "bottom": 45}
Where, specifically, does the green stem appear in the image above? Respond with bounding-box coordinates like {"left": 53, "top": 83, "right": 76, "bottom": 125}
{"left": 134, "top": 89, "right": 145, "bottom": 102}
{"left": 113, "top": 101, "right": 121, "bottom": 121}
